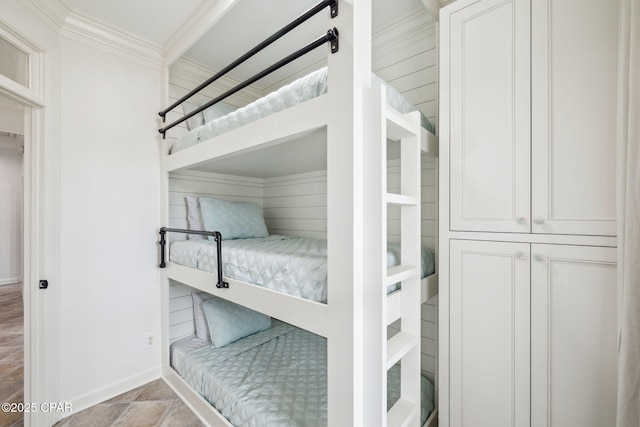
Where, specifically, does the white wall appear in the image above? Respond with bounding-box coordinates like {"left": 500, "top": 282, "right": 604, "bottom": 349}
{"left": 58, "top": 35, "right": 162, "bottom": 406}
{"left": 0, "top": 136, "right": 22, "bottom": 285}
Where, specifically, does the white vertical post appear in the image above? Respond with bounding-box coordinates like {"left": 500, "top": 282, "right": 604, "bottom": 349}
{"left": 400, "top": 112, "right": 422, "bottom": 427}
{"left": 326, "top": 0, "right": 371, "bottom": 425}
{"left": 363, "top": 85, "right": 388, "bottom": 427}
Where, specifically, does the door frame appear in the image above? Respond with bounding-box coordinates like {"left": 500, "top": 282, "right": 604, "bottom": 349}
{"left": 0, "top": 20, "right": 60, "bottom": 427}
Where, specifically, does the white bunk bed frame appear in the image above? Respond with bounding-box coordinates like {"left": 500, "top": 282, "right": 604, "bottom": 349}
{"left": 158, "top": 1, "right": 439, "bottom": 426}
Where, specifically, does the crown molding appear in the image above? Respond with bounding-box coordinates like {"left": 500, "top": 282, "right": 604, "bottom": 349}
{"left": 20, "top": 0, "right": 164, "bottom": 70}
{"left": 0, "top": 0, "right": 62, "bottom": 52}
{"left": 24, "top": 0, "right": 68, "bottom": 36}
{"left": 61, "top": 10, "right": 163, "bottom": 70}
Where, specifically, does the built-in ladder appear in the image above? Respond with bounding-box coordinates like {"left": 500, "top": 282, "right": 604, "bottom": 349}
{"left": 364, "top": 85, "right": 422, "bottom": 427}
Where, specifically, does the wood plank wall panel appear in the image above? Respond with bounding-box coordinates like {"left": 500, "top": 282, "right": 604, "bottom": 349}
{"left": 167, "top": 170, "right": 264, "bottom": 342}
{"left": 373, "top": 21, "right": 438, "bottom": 132}
{"left": 165, "top": 60, "right": 262, "bottom": 153}
{"left": 169, "top": 280, "right": 197, "bottom": 341}
{"left": 263, "top": 171, "right": 327, "bottom": 239}
{"left": 168, "top": 170, "right": 263, "bottom": 238}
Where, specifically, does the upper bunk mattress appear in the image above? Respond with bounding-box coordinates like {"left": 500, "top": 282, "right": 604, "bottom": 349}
{"left": 171, "top": 67, "right": 435, "bottom": 153}
{"left": 171, "top": 320, "right": 435, "bottom": 426}
{"left": 170, "top": 234, "right": 435, "bottom": 303}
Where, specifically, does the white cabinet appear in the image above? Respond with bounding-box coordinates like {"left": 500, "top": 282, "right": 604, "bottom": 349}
{"left": 448, "top": 241, "right": 617, "bottom": 427}
{"left": 446, "top": 0, "right": 617, "bottom": 236}
{"left": 440, "top": 0, "right": 619, "bottom": 425}
{"left": 531, "top": 245, "right": 617, "bottom": 427}
{"left": 448, "top": 0, "right": 531, "bottom": 233}
{"left": 530, "top": 0, "right": 618, "bottom": 236}
{"left": 449, "top": 240, "right": 530, "bottom": 427}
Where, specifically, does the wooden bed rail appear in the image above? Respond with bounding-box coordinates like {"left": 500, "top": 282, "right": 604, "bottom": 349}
{"left": 158, "top": 227, "right": 229, "bottom": 289}
{"left": 158, "top": 0, "right": 339, "bottom": 138}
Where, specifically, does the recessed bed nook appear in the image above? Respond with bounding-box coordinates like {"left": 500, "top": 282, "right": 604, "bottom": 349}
{"left": 158, "top": 0, "right": 439, "bottom": 425}
{"left": 169, "top": 295, "right": 436, "bottom": 426}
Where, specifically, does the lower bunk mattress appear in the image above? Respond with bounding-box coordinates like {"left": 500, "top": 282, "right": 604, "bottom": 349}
{"left": 170, "top": 234, "right": 436, "bottom": 303}
{"left": 171, "top": 320, "right": 435, "bottom": 426}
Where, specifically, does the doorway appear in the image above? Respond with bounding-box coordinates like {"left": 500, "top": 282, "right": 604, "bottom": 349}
{"left": 0, "top": 18, "right": 58, "bottom": 427}
{"left": 0, "top": 101, "right": 25, "bottom": 425}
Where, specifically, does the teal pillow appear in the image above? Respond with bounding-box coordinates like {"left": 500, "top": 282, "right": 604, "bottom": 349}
{"left": 199, "top": 197, "right": 269, "bottom": 240}
{"left": 201, "top": 296, "right": 271, "bottom": 347}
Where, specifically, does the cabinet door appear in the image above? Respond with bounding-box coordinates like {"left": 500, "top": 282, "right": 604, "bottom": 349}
{"left": 450, "top": 240, "right": 530, "bottom": 427}
{"left": 531, "top": 244, "right": 617, "bottom": 427}
{"left": 531, "top": 0, "right": 618, "bottom": 235}
{"left": 448, "top": 0, "right": 530, "bottom": 233}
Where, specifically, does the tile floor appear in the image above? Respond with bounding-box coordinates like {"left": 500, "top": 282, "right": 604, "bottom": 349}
{"left": 0, "top": 283, "right": 25, "bottom": 427}
{"left": 0, "top": 283, "right": 205, "bottom": 427}
{"left": 53, "top": 379, "right": 204, "bottom": 427}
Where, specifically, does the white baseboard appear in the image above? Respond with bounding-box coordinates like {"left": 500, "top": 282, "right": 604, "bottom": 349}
{"left": 0, "top": 277, "right": 21, "bottom": 286}
{"left": 55, "top": 367, "right": 161, "bottom": 423}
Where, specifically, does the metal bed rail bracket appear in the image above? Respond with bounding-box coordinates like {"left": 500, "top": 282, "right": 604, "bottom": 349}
{"left": 158, "top": 227, "right": 229, "bottom": 289}
{"left": 328, "top": 28, "right": 339, "bottom": 54}
{"left": 330, "top": 0, "right": 338, "bottom": 18}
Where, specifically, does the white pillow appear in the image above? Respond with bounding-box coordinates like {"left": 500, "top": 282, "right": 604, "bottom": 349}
{"left": 191, "top": 292, "right": 213, "bottom": 342}
{"left": 186, "top": 196, "right": 205, "bottom": 240}
{"left": 181, "top": 102, "right": 206, "bottom": 131}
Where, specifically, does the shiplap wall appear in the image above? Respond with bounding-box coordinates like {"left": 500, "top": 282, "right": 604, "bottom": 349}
{"left": 373, "top": 10, "right": 438, "bottom": 132}
{"left": 167, "top": 154, "right": 438, "bottom": 378}
{"left": 164, "top": 58, "right": 262, "bottom": 153}
{"left": 166, "top": 8, "right": 438, "bottom": 378}
{"left": 168, "top": 170, "right": 264, "bottom": 339}
{"left": 263, "top": 171, "right": 327, "bottom": 239}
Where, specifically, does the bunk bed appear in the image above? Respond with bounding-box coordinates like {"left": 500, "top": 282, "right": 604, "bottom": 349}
{"left": 157, "top": 1, "right": 439, "bottom": 426}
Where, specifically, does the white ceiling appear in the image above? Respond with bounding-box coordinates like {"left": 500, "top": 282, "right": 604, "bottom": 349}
{"left": 60, "top": 0, "right": 427, "bottom": 89}
{"left": 62, "top": 0, "right": 210, "bottom": 46}
{"left": 183, "top": 0, "right": 426, "bottom": 90}
{"left": 61, "top": 0, "right": 426, "bottom": 49}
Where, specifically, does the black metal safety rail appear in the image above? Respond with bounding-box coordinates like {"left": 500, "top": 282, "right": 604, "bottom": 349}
{"left": 158, "top": 227, "right": 229, "bottom": 289}
{"left": 158, "top": 0, "right": 339, "bottom": 138}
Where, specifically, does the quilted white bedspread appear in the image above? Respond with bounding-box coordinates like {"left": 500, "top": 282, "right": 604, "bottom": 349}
{"left": 176, "top": 320, "right": 435, "bottom": 426}
{"left": 170, "top": 235, "right": 435, "bottom": 303}
{"left": 171, "top": 67, "right": 435, "bottom": 153}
